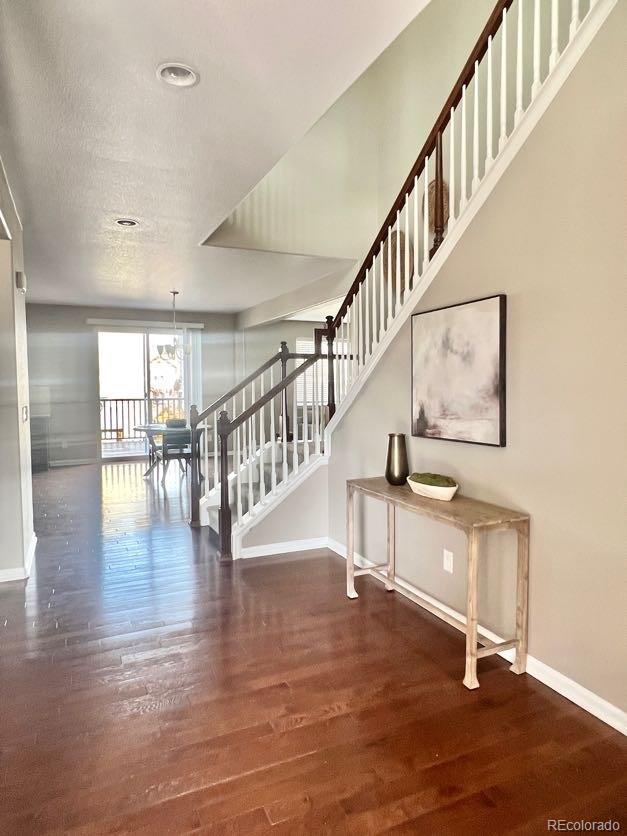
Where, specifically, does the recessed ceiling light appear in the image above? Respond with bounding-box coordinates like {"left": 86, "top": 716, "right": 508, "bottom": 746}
{"left": 115, "top": 218, "right": 138, "bottom": 227}
{"left": 157, "top": 62, "right": 199, "bottom": 88}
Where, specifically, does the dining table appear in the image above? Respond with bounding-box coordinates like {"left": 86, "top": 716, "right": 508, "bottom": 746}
{"left": 133, "top": 423, "right": 169, "bottom": 477}
{"left": 134, "top": 423, "right": 206, "bottom": 479}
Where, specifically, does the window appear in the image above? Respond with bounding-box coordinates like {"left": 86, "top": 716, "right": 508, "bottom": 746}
{"left": 295, "top": 337, "right": 349, "bottom": 405}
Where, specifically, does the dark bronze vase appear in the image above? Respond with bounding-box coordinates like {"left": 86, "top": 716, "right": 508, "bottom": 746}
{"left": 385, "top": 433, "right": 409, "bottom": 486}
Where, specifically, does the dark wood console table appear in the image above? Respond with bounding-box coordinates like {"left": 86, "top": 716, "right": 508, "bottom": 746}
{"left": 346, "top": 477, "right": 530, "bottom": 689}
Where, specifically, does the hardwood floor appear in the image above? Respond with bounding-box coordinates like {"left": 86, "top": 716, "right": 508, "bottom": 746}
{"left": 1, "top": 463, "right": 625, "bottom": 834}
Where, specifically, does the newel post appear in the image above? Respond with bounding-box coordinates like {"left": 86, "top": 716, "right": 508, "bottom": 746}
{"left": 189, "top": 404, "right": 201, "bottom": 528}
{"left": 432, "top": 130, "right": 445, "bottom": 256}
{"left": 326, "top": 315, "right": 336, "bottom": 419}
{"left": 279, "top": 340, "right": 292, "bottom": 441}
{"left": 217, "top": 410, "right": 232, "bottom": 560}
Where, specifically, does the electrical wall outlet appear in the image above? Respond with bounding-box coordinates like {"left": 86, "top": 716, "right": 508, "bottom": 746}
{"left": 443, "top": 549, "right": 454, "bottom": 574}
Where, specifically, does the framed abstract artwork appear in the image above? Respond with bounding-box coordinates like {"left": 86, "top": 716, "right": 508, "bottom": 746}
{"left": 411, "top": 294, "right": 506, "bottom": 447}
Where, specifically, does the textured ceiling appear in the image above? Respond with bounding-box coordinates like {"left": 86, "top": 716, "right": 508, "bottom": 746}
{"left": 0, "top": 0, "right": 427, "bottom": 311}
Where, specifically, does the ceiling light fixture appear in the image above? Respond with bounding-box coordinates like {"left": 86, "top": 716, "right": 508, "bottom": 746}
{"left": 115, "top": 218, "right": 138, "bottom": 227}
{"left": 156, "top": 62, "right": 199, "bottom": 88}
{"left": 157, "top": 291, "right": 191, "bottom": 361}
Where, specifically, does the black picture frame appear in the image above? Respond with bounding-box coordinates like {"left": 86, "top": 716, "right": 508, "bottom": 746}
{"left": 411, "top": 294, "right": 506, "bottom": 447}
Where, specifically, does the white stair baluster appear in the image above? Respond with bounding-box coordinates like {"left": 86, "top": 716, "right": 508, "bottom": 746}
{"left": 259, "top": 375, "right": 265, "bottom": 501}
{"left": 448, "top": 112, "right": 456, "bottom": 224}
{"left": 282, "top": 393, "right": 288, "bottom": 485}
{"left": 241, "top": 388, "right": 247, "bottom": 465}
{"left": 269, "top": 368, "right": 277, "bottom": 493}
{"left": 515, "top": 0, "right": 524, "bottom": 126}
{"left": 292, "top": 378, "right": 299, "bottom": 475}
{"left": 349, "top": 298, "right": 354, "bottom": 379}
{"left": 570, "top": 0, "right": 579, "bottom": 41}
{"left": 247, "top": 416, "right": 254, "bottom": 514}
{"left": 549, "top": 0, "right": 559, "bottom": 71}
{"left": 363, "top": 270, "right": 369, "bottom": 361}
{"left": 378, "top": 248, "right": 385, "bottom": 340}
{"left": 213, "top": 410, "right": 218, "bottom": 489}
{"left": 532, "top": 0, "right": 541, "bottom": 99}
{"left": 355, "top": 286, "right": 361, "bottom": 371}
{"left": 472, "top": 61, "right": 480, "bottom": 193}
{"left": 343, "top": 318, "right": 349, "bottom": 396}
{"left": 337, "top": 317, "right": 343, "bottom": 401}
{"left": 422, "top": 159, "right": 429, "bottom": 272}
{"left": 337, "top": 318, "right": 343, "bottom": 401}
{"left": 395, "top": 212, "right": 401, "bottom": 315}
{"left": 386, "top": 226, "right": 393, "bottom": 327}
{"left": 460, "top": 85, "right": 468, "bottom": 211}
{"left": 303, "top": 367, "right": 309, "bottom": 465}
{"left": 367, "top": 266, "right": 373, "bottom": 357}
{"left": 346, "top": 310, "right": 352, "bottom": 388}
{"left": 203, "top": 417, "right": 209, "bottom": 496}
{"left": 372, "top": 256, "right": 378, "bottom": 351}
{"left": 359, "top": 283, "right": 364, "bottom": 366}
{"left": 236, "top": 424, "right": 242, "bottom": 522}
{"left": 404, "top": 199, "right": 410, "bottom": 298}
{"left": 413, "top": 176, "right": 420, "bottom": 276}
{"left": 251, "top": 380, "right": 257, "bottom": 453}
{"left": 486, "top": 36, "right": 494, "bottom": 169}
{"left": 352, "top": 296, "right": 358, "bottom": 382}
{"left": 313, "top": 362, "right": 320, "bottom": 455}
{"left": 362, "top": 282, "right": 366, "bottom": 362}
{"left": 359, "top": 280, "right": 368, "bottom": 367}
{"left": 499, "top": 10, "right": 508, "bottom": 152}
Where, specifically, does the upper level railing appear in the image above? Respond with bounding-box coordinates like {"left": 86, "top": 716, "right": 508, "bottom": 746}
{"left": 333, "top": 0, "right": 514, "bottom": 329}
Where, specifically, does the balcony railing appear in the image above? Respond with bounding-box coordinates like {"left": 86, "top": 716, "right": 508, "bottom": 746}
{"left": 100, "top": 397, "right": 185, "bottom": 445}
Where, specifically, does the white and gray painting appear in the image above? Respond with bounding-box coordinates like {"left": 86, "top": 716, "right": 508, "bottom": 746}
{"left": 412, "top": 296, "right": 504, "bottom": 445}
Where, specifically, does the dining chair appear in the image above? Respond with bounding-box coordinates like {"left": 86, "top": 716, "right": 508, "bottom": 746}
{"left": 155, "top": 428, "right": 192, "bottom": 485}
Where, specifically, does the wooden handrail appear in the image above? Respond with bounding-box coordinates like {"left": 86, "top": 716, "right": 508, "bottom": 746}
{"left": 193, "top": 350, "right": 320, "bottom": 426}
{"left": 224, "top": 354, "right": 322, "bottom": 435}
{"left": 333, "top": 0, "right": 513, "bottom": 328}
{"left": 194, "top": 350, "right": 284, "bottom": 425}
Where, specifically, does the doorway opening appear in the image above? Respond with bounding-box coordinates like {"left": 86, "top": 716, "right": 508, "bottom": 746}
{"left": 98, "top": 330, "right": 191, "bottom": 459}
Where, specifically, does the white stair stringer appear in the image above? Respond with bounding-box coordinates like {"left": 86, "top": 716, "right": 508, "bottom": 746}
{"left": 222, "top": 0, "right": 618, "bottom": 556}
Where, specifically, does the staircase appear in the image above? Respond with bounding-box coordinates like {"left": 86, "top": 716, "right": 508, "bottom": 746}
{"left": 190, "top": 0, "right": 617, "bottom": 558}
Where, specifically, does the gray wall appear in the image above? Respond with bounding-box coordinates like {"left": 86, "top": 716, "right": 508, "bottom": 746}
{"left": 244, "top": 465, "right": 328, "bottom": 549}
{"left": 236, "top": 318, "right": 324, "bottom": 378}
{"left": 26, "top": 304, "right": 236, "bottom": 464}
{"left": 25, "top": 303, "right": 323, "bottom": 466}
{"left": 328, "top": 3, "right": 627, "bottom": 711}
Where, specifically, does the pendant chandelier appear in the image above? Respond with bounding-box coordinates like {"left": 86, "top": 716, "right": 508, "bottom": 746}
{"left": 158, "top": 290, "right": 191, "bottom": 360}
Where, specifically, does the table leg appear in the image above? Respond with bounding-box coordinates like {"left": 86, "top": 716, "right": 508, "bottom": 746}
{"left": 385, "top": 503, "right": 395, "bottom": 591}
{"left": 510, "top": 519, "right": 530, "bottom": 675}
{"left": 463, "top": 528, "right": 480, "bottom": 689}
{"left": 346, "top": 484, "right": 358, "bottom": 599}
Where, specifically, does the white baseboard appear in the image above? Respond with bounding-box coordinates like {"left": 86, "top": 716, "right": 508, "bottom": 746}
{"left": 0, "top": 566, "right": 28, "bottom": 583}
{"left": 24, "top": 532, "right": 37, "bottom": 576}
{"left": 238, "top": 536, "right": 329, "bottom": 560}
{"left": 326, "top": 538, "right": 626, "bottom": 736}
{"left": 0, "top": 533, "right": 37, "bottom": 584}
